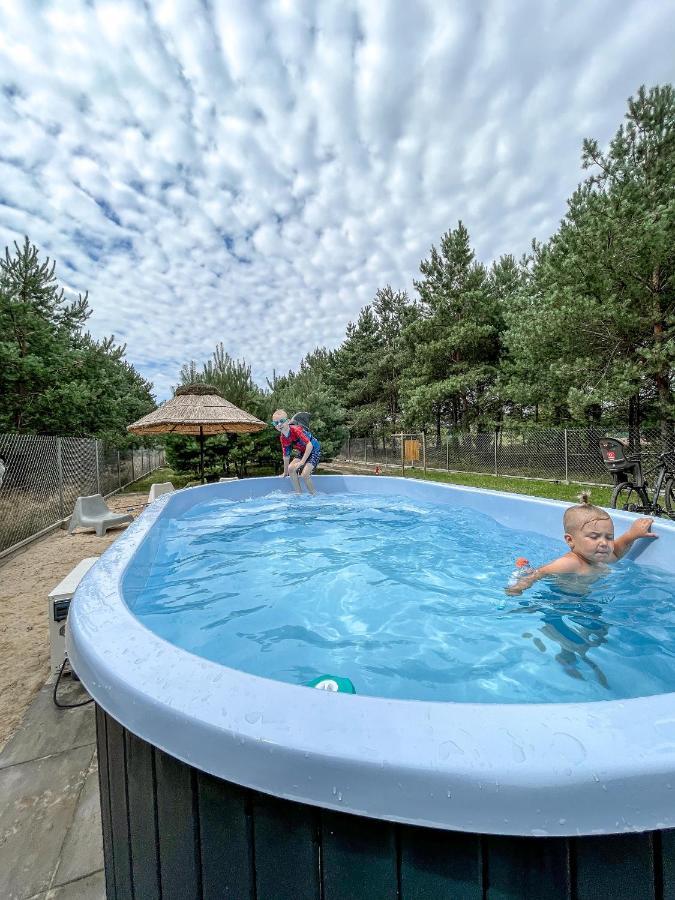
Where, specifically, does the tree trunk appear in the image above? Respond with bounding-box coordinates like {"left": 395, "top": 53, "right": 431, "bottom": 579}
{"left": 628, "top": 394, "right": 641, "bottom": 451}
{"left": 654, "top": 372, "right": 674, "bottom": 444}
{"left": 652, "top": 267, "right": 673, "bottom": 443}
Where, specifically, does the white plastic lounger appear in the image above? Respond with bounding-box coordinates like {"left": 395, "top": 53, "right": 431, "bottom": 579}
{"left": 68, "top": 494, "right": 133, "bottom": 537}
{"left": 148, "top": 482, "right": 175, "bottom": 503}
{"left": 219, "top": 477, "right": 239, "bottom": 482}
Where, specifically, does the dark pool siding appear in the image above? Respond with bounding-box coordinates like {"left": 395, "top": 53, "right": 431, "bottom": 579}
{"left": 97, "top": 706, "right": 674, "bottom": 900}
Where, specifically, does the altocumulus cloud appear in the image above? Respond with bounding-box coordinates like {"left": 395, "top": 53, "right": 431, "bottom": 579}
{"left": 0, "top": 0, "right": 674, "bottom": 399}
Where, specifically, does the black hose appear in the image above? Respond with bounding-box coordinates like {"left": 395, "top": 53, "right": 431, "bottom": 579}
{"left": 52, "top": 657, "right": 94, "bottom": 709}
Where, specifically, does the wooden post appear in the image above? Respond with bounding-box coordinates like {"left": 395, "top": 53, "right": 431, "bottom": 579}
{"left": 422, "top": 432, "right": 427, "bottom": 476}
{"left": 200, "top": 426, "right": 205, "bottom": 484}
{"left": 56, "top": 437, "right": 64, "bottom": 520}
{"left": 564, "top": 428, "right": 569, "bottom": 483}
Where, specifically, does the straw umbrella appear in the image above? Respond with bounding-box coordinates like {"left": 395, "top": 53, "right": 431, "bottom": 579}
{"left": 127, "top": 384, "right": 266, "bottom": 483}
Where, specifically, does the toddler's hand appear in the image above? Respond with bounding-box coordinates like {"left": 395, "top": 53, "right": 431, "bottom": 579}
{"left": 630, "top": 517, "right": 658, "bottom": 539}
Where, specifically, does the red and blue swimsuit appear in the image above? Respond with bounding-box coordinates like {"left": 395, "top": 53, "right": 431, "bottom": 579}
{"left": 280, "top": 424, "right": 321, "bottom": 470}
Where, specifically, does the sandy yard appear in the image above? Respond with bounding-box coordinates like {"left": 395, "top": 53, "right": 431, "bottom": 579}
{"left": 0, "top": 492, "right": 147, "bottom": 751}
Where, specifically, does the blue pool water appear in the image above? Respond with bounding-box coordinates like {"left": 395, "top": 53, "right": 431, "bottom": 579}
{"left": 124, "top": 492, "right": 675, "bottom": 703}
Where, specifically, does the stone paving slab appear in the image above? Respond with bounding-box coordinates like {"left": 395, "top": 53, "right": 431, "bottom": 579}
{"left": 0, "top": 682, "right": 95, "bottom": 771}
{"left": 25, "top": 869, "right": 105, "bottom": 899}
{"left": 0, "top": 744, "right": 95, "bottom": 899}
{"left": 0, "top": 677, "right": 105, "bottom": 899}
{"left": 51, "top": 755, "right": 103, "bottom": 888}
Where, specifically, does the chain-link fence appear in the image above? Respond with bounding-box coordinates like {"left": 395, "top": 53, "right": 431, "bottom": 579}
{"left": 338, "top": 426, "right": 675, "bottom": 485}
{"left": 0, "top": 434, "right": 165, "bottom": 557}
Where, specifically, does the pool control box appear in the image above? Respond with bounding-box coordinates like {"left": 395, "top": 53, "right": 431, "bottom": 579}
{"left": 48, "top": 557, "right": 99, "bottom": 678}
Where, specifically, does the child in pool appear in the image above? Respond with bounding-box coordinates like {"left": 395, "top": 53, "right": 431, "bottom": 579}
{"left": 505, "top": 493, "right": 658, "bottom": 595}
{"left": 272, "top": 409, "right": 321, "bottom": 495}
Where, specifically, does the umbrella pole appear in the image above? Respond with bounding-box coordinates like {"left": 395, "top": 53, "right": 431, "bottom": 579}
{"left": 200, "top": 426, "right": 205, "bottom": 484}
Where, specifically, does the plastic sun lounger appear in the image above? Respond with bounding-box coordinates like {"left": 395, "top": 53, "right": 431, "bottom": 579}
{"left": 148, "top": 482, "right": 175, "bottom": 503}
{"left": 67, "top": 494, "right": 133, "bottom": 537}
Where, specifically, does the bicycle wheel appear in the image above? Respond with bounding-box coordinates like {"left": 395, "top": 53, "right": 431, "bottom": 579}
{"left": 664, "top": 477, "right": 675, "bottom": 518}
{"left": 611, "top": 482, "right": 649, "bottom": 512}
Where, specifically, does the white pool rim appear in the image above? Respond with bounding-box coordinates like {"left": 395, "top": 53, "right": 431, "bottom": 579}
{"left": 68, "top": 475, "right": 675, "bottom": 837}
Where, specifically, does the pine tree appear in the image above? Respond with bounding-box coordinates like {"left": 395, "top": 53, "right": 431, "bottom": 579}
{"left": 0, "top": 237, "right": 89, "bottom": 430}
{"left": 0, "top": 237, "right": 154, "bottom": 437}
{"left": 503, "top": 85, "right": 675, "bottom": 440}
{"left": 329, "top": 306, "right": 385, "bottom": 440}
{"left": 404, "top": 222, "right": 501, "bottom": 443}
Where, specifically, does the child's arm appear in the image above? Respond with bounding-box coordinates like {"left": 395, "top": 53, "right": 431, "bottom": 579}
{"left": 279, "top": 439, "right": 290, "bottom": 477}
{"left": 505, "top": 555, "right": 584, "bottom": 595}
{"left": 613, "top": 517, "right": 658, "bottom": 559}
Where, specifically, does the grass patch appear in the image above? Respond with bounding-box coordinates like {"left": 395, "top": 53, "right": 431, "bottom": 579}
{"left": 120, "top": 467, "right": 196, "bottom": 493}
{"left": 120, "top": 465, "right": 283, "bottom": 493}
{"left": 399, "top": 468, "right": 614, "bottom": 504}
{"left": 327, "top": 461, "right": 613, "bottom": 505}
{"left": 123, "top": 463, "right": 614, "bottom": 506}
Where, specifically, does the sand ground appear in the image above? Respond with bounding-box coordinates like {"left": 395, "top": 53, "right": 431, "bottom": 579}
{"left": 0, "top": 493, "right": 146, "bottom": 751}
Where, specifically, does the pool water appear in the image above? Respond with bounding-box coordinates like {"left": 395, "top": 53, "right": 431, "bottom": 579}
{"left": 124, "top": 492, "right": 675, "bottom": 703}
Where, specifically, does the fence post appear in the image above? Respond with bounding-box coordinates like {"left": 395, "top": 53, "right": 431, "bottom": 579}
{"left": 56, "top": 437, "right": 64, "bottom": 520}
{"left": 494, "top": 429, "right": 498, "bottom": 476}
{"left": 364, "top": 441, "right": 367, "bottom": 465}
{"left": 95, "top": 439, "right": 101, "bottom": 494}
{"left": 347, "top": 436, "right": 350, "bottom": 461}
{"left": 117, "top": 451, "right": 121, "bottom": 489}
{"left": 401, "top": 435, "right": 405, "bottom": 476}
{"left": 446, "top": 438, "right": 449, "bottom": 471}
{"left": 564, "top": 428, "right": 569, "bottom": 483}
{"left": 422, "top": 432, "right": 427, "bottom": 476}
{"left": 131, "top": 450, "right": 135, "bottom": 484}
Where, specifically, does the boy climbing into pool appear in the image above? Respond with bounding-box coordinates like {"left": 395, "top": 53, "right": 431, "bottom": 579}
{"left": 272, "top": 409, "right": 321, "bottom": 495}
{"left": 505, "top": 493, "right": 658, "bottom": 595}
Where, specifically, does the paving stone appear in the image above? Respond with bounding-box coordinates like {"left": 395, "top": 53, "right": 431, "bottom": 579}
{"left": 0, "top": 683, "right": 95, "bottom": 770}
{"left": 46, "top": 870, "right": 106, "bottom": 899}
{"left": 52, "top": 755, "right": 103, "bottom": 887}
{"left": 0, "top": 744, "right": 95, "bottom": 900}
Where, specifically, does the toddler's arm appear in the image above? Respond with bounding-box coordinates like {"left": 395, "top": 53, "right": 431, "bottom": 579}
{"left": 613, "top": 517, "right": 658, "bottom": 559}
{"left": 505, "top": 555, "right": 584, "bottom": 596}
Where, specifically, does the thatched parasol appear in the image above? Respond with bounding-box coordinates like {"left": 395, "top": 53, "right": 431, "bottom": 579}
{"left": 127, "top": 384, "right": 266, "bottom": 483}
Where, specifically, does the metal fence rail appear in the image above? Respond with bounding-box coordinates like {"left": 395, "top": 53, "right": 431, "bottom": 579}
{"left": 338, "top": 426, "right": 675, "bottom": 486}
{"left": 0, "top": 434, "right": 165, "bottom": 557}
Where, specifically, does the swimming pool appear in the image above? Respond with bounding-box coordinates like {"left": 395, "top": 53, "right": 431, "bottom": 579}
{"left": 123, "top": 489, "right": 675, "bottom": 705}
{"left": 68, "top": 476, "right": 675, "bottom": 897}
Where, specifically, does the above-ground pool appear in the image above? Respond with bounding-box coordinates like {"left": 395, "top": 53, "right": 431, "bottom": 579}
{"left": 123, "top": 489, "right": 675, "bottom": 705}
{"left": 68, "top": 476, "right": 675, "bottom": 898}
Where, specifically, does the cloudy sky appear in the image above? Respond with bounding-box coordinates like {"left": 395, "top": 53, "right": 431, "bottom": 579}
{"left": 1, "top": 1, "right": 673, "bottom": 400}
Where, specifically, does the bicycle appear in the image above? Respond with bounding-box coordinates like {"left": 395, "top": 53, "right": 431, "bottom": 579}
{"left": 599, "top": 437, "right": 675, "bottom": 517}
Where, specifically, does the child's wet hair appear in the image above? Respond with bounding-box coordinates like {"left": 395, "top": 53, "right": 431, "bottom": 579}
{"left": 563, "top": 491, "right": 612, "bottom": 534}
